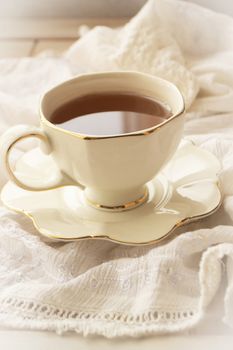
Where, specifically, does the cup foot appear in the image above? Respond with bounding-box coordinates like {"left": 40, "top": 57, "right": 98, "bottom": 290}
{"left": 85, "top": 187, "right": 149, "bottom": 212}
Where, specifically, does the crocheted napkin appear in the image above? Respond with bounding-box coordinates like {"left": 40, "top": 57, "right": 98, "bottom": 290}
{"left": 1, "top": 0, "right": 233, "bottom": 337}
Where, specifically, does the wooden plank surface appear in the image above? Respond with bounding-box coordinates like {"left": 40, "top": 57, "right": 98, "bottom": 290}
{"left": 0, "top": 18, "right": 128, "bottom": 39}
{"left": 0, "top": 40, "right": 34, "bottom": 58}
{"left": 32, "top": 39, "right": 75, "bottom": 56}
{"left": 0, "top": 18, "right": 128, "bottom": 58}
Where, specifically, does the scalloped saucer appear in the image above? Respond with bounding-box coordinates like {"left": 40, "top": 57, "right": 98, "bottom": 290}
{"left": 1, "top": 139, "right": 221, "bottom": 245}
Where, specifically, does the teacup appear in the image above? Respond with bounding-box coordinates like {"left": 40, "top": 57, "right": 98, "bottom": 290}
{"left": 0, "top": 71, "right": 185, "bottom": 211}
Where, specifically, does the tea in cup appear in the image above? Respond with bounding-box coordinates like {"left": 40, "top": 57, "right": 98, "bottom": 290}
{"left": 0, "top": 71, "right": 185, "bottom": 211}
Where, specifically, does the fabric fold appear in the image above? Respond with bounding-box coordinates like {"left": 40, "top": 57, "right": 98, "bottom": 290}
{"left": 0, "top": 0, "right": 233, "bottom": 337}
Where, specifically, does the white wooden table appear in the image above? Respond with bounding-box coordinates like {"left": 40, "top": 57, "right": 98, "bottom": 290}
{"left": 0, "top": 18, "right": 128, "bottom": 58}
{"left": 0, "top": 17, "right": 233, "bottom": 349}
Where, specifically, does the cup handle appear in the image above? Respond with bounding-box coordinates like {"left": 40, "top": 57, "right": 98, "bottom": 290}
{"left": 0, "top": 124, "right": 76, "bottom": 191}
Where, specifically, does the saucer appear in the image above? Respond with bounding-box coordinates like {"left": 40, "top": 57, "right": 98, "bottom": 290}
{"left": 1, "top": 139, "right": 221, "bottom": 245}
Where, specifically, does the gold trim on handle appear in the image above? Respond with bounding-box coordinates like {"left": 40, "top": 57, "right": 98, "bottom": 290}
{"left": 5, "top": 133, "right": 53, "bottom": 192}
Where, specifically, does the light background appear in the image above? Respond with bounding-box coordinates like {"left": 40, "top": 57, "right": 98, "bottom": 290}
{"left": 0, "top": 0, "right": 233, "bottom": 349}
{"left": 0, "top": 0, "right": 232, "bottom": 18}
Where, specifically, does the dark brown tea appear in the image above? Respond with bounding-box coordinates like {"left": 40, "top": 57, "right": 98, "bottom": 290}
{"left": 50, "top": 93, "right": 172, "bottom": 136}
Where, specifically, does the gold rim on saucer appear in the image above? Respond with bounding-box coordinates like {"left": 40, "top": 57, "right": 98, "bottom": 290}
{"left": 0, "top": 140, "right": 222, "bottom": 246}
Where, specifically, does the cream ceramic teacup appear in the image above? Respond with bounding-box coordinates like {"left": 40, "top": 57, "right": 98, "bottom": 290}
{"left": 0, "top": 71, "right": 185, "bottom": 211}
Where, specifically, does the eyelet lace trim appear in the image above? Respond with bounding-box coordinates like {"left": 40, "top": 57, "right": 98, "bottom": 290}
{"left": 0, "top": 297, "right": 195, "bottom": 324}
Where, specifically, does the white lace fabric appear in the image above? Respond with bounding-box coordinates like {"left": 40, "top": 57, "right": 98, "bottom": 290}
{"left": 1, "top": 0, "right": 233, "bottom": 338}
